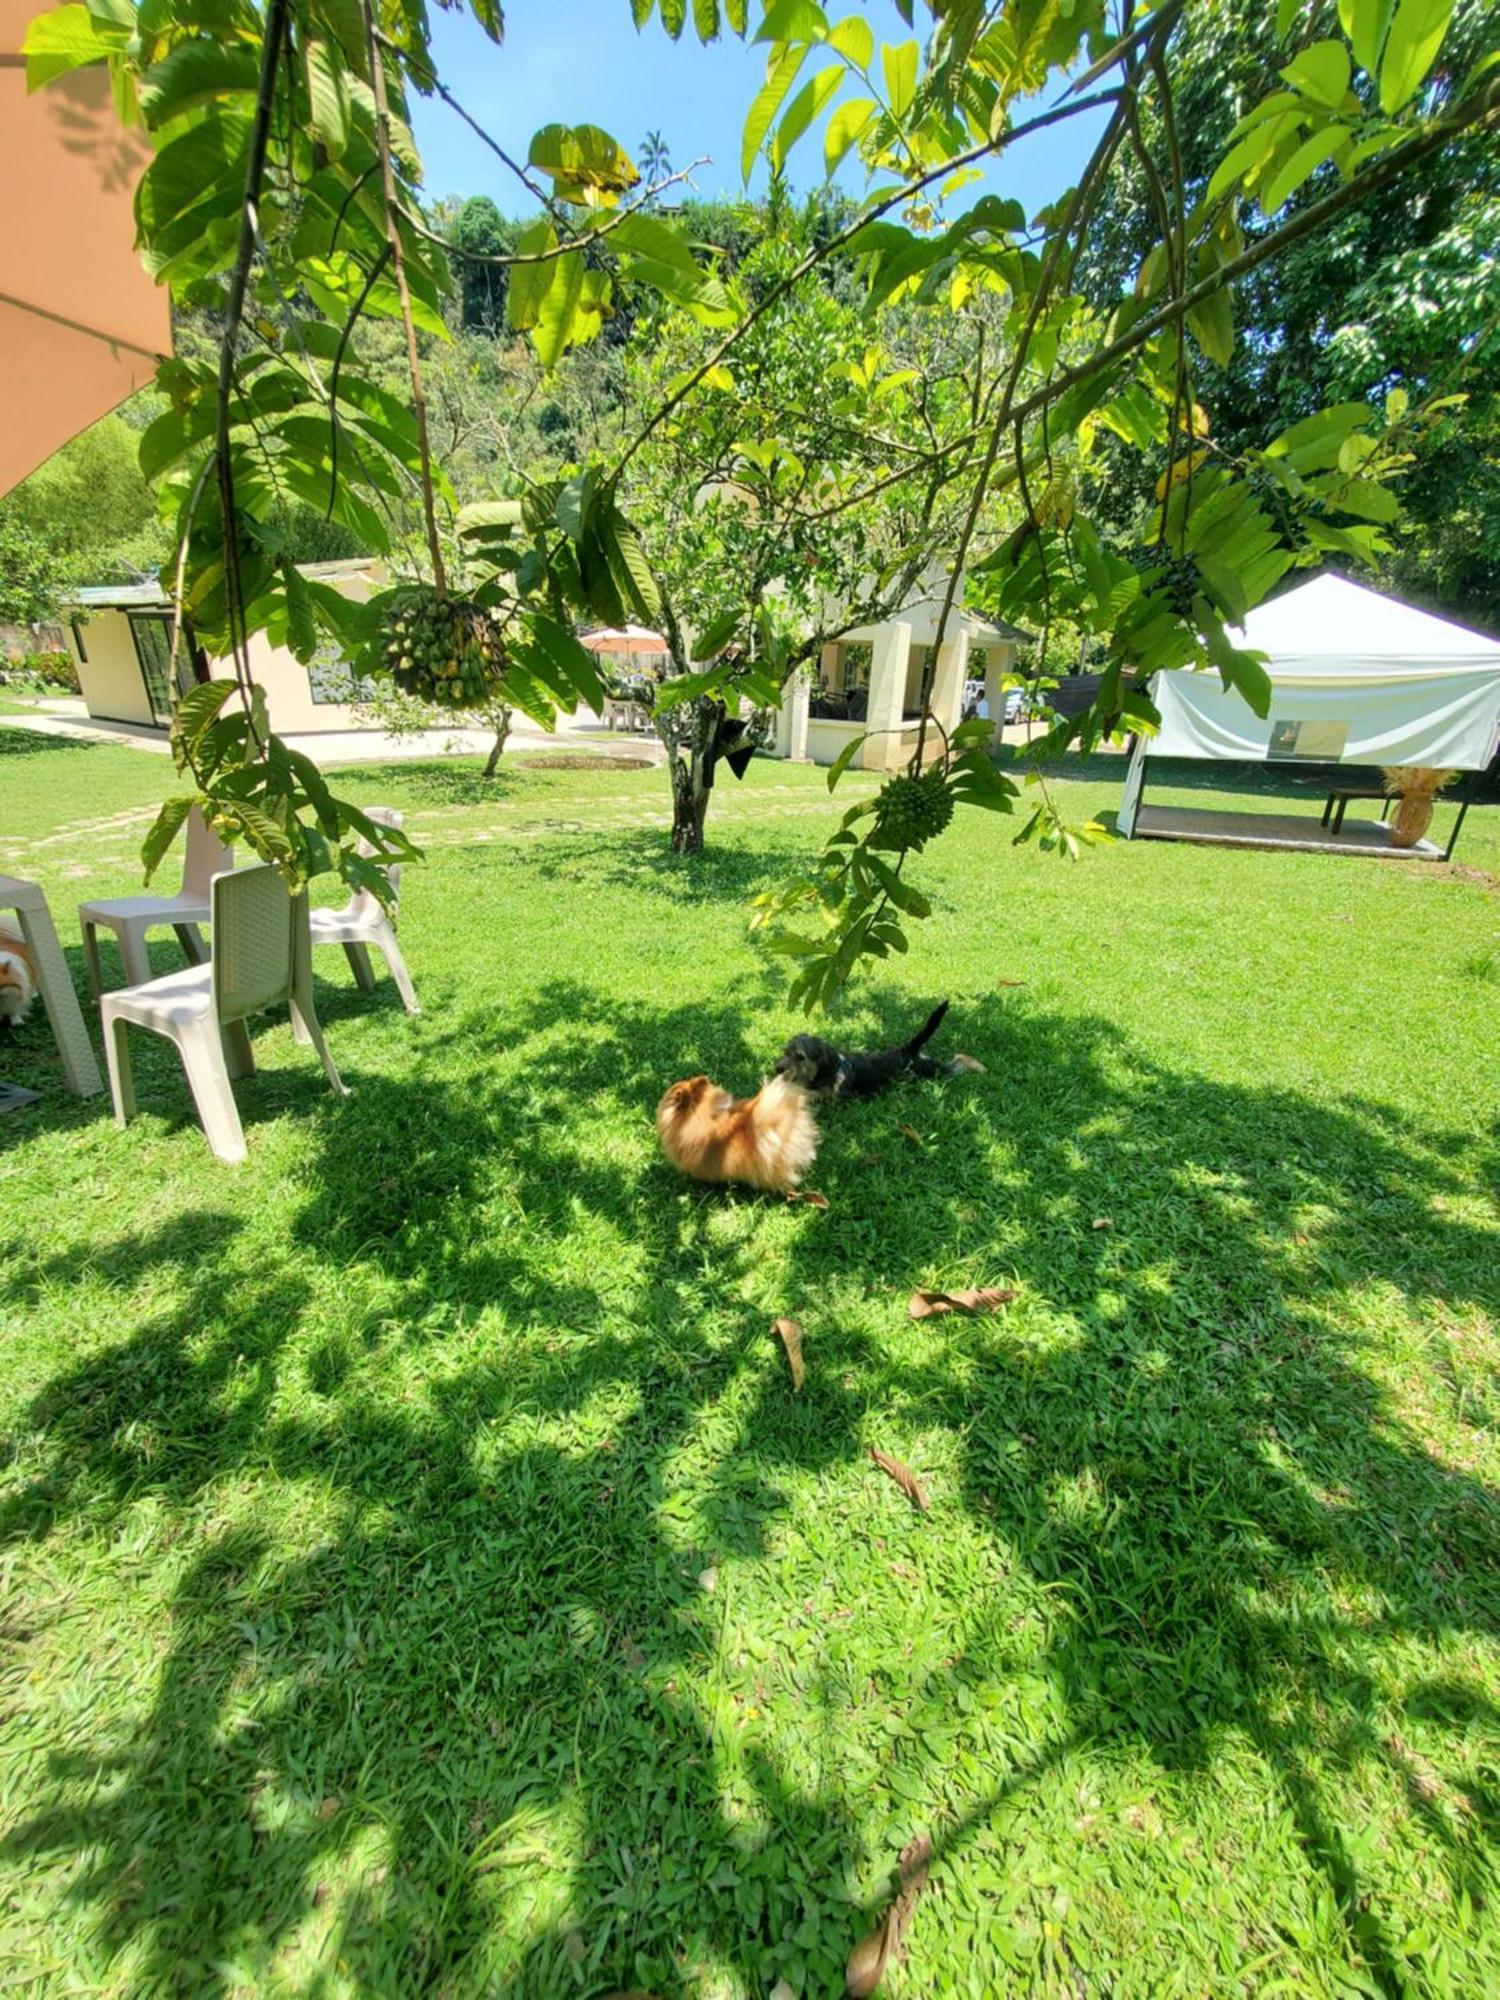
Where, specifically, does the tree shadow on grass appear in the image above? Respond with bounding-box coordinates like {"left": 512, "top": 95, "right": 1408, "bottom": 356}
{"left": 0, "top": 985, "right": 1496, "bottom": 1995}
{"left": 0, "top": 726, "right": 104, "bottom": 761}
{"left": 522, "top": 824, "right": 837, "bottom": 913}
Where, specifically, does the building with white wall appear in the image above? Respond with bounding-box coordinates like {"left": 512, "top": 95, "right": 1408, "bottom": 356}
{"left": 773, "top": 598, "right": 1028, "bottom": 770}
{"left": 63, "top": 560, "right": 380, "bottom": 736}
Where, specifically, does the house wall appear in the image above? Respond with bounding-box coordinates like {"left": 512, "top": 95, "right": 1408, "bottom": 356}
{"left": 68, "top": 608, "right": 155, "bottom": 726}
{"left": 250, "top": 632, "right": 367, "bottom": 734}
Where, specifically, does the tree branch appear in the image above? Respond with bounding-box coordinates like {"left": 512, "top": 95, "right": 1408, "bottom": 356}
{"left": 608, "top": 86, "right": 1127, "bottom": 483}
{"left": 362, "top": 0, "right": 445, "bottom": 595}
{"left": 409, "top": 158, "right": 711, "bottom": 267}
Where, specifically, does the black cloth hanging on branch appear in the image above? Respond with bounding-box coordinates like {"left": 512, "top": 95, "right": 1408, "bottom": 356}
{"left": 699, "top": 708, "right": 757, "bottom": 788}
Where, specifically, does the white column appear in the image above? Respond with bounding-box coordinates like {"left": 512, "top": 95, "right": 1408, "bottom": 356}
{"left": 985, "top": 640, "right": 1014, "bottom": 753}
{"left": 863, "top": 620, "right": 911, "bottom": 771}
{"left": 775, "top": 667, "right": 811, "bottom": 761}
{"left": 929, "top": 629, "right": 971, "bottom": 761}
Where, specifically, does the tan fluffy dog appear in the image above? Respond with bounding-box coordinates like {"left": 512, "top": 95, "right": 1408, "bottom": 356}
{"left": 0, "top": 925, "right": 38, "bottom": 1024}
{"left": 656, "top": 1073, "right": 819, "bottom": 1194}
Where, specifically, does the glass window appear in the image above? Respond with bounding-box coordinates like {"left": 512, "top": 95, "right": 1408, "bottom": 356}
{"left": 127, "top": 613, "right": 184, "bottom": 727}
{"left": 308, "top": 640, "right": 376, "bottom": 705}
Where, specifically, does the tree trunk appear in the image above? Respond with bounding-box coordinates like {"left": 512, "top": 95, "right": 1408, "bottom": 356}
{"left": 665, "top": 693, "right": 721, "bottom": 855}
{"left": 669, "top": 749, "right": 710, "bottom": 854}
{"left": 481, "top": 704, "right": 512, "bottom": 779}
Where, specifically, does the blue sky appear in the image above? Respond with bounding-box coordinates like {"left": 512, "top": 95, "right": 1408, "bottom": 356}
{"left": 410, "top": 1, "right": 1107, "bottom": 216}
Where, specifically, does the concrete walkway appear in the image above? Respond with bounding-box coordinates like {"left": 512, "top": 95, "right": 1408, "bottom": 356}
{"left": 0, "top": 698, "right": 665, "bottom": 767}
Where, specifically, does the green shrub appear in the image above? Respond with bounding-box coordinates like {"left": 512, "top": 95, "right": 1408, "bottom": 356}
{"left": 0, "top": 652, "right": 79, "bottom": 694}
{"left": 26, "top": 651, "right": 79, "bottom": 692}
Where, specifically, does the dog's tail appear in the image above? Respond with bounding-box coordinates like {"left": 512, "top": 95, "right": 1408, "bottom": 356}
{"left": 902, "top": 1000, "right": 949, "bottom": 1058}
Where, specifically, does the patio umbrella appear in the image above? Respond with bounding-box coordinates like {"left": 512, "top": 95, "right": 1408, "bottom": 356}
{"left": 579, "top": 624, "right": 668, "bottom": 655}
{"left": 0, "top": 0, "right": 170, "bottom": 496}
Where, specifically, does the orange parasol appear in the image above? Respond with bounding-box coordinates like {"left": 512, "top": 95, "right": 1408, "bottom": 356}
{"left": 0, "top": 1, "right": 170, "bottom": 496}
{"left": 579, "top": 624, "right": 669, "bottom": 655}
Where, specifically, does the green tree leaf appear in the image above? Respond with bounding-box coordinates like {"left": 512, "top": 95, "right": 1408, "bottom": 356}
{"left": 281, "top": 560, "right": 317, "bottom": 663}
{"left": 771, "top": 64, "right": 843, "bottom": 170}
{"left": 530, "top": 614, "right": 607, "bottom": 713}
{"left": 1259, "top": 125, "right": 1348, "bottom": 214}
{"left": 827, "top": 14, "right": 873, "bottom": 67}
{"left": 1187, "top": 286, "right": 1235, "bottom": 366}
{"left": 882, "top": 37, "right": 918, "bottom": 116}
{"left": 1339, "top": 0, "right": 1395, "bottom": 75}
{"left": 137, "top": 41, "right": 259, "bottom": 126}
{"left": 825, "top": 731, "right": 869, "bottom": 788}
{"left": 691, "top": 609, "right": 742, "bottom": 659}
{"left": 140, "top": 795, "right": 195, "bottom": 886}
{"left": 304, "top": 41, "right": 351, "bottom": 162}
{"left": 171, "top": 678, "right": 239, "bottom": 761}
{"left": 527, "top": 124, "right": 639, "bottom": 204}
{"left": 22, "top": 3, "right": 122, "bottom": 87}
{"left": 1379, "top": 0, "right": 1455, "bottom": 113}
{"left": 755, "top": 0, "right": 829, "bottom": 44}
{"left": 1280, "top": 38, "right": 1351, "bottom": 107}
{"left": 824, "top": 95, "right": 877, "bottom": 174}
{"left": 742, "top": 41, "right": 807, "bottom": 178}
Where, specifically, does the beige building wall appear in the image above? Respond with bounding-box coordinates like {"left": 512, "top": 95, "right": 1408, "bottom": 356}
{"left": 251, "top": 633, "right": 367, "bottom": 734}
{"left": 68, "top": 609, "right": 155, "bottom": 727}
{"left": 67, "top": 562, "right": 381, "bottom": 737}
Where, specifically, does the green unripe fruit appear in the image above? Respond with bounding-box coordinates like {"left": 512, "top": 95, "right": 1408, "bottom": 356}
{"left": 381, "top": 584, "right": 505, "bottom": 708}
{"left": 873, "top": 769, "right": 954, "bottom": 850}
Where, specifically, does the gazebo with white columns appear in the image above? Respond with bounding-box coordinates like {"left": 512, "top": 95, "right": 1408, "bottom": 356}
{"left": 774, "top": 599, "right": 1026, "bottom": 771}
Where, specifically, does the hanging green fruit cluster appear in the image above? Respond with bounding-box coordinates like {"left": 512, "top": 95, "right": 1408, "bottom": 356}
{"left": 872, "top": 768, "right": 954, "bottom": 850}
{"left": 381, "top": 586, "right": 505, "bottom": 708}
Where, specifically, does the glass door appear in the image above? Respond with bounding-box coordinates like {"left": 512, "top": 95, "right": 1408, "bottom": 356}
{"left": 128, "top": 613, "right": 194, "bottom": 728}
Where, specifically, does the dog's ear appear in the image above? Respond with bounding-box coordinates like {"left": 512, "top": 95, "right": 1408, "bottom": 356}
{"left": 661, "top": 1075, "right": 708, "bottom": 1111}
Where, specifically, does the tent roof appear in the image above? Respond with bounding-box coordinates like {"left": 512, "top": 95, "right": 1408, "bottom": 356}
{"left": 1237, "top": 576, "right": 1500, "bottom": 678}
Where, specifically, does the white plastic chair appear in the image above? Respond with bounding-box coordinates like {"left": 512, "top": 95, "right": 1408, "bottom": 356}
{"left": 79, "top": 806, "right": 234, "bottom": 998}
{"left": 102, "top": 864, "right": 347, "bottom": 1164}
{"left": 308, "top": 807, "right": 420, "bottom": 1014}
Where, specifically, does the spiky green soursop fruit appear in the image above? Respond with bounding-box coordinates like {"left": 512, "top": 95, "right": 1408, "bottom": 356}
{"left": 381, "top": 586, "right": 504, "bottom": 710}
{"left": 873, "top": 769, "right": 954, "bottom": 850}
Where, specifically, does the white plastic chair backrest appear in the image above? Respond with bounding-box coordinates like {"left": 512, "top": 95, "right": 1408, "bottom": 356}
{"left": 182, "top": 806, "right": 235, "bottom": 901}
{"left": 211, "top": 865, "right": 296, "bottom": 1023}
{"left": 347, "top": 807, "right": 403, "bottom": 922}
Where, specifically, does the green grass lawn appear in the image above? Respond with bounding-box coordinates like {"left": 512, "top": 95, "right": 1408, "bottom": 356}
{"left": 1, "top": 727, "right": 1497, "bottom": 1999}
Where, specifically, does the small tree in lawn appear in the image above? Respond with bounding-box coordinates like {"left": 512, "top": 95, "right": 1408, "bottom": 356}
{"left": 610, "top": 238, "right": 988, "bottom": 854}
{"left": 356, "top": 674, "right": 516, "bottom": 779}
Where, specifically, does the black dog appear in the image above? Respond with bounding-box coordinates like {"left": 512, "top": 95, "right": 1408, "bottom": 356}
{"left": 774, "top": 1001, "right": 959, "bottom": 1100}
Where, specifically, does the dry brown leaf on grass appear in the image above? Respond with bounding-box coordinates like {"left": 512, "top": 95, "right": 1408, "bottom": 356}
{"left": 868, "top": 1446, "right": 930, "bottom": 1512}
{"left": 908, "top": 1286, "right": 1016, "bottom": 1320}
{"left": 1092, "top": 1216, "right": 1114, "bottom": 1231}
{"left": 771, "top": 1316, "right": 805, "bottom": 1391}
{"left": 899, "top": 1123, "right": 924, "bottom": 1146}
{"left": 998, "top": 978, "right": 1027, "bottom": 987}
{"left": 788, "top": 1187, "right": 830, "bottom": 1209}
{"left": 845, "top": 1832, "right": 933, "bottom": 1995}
{"left": 950, "top": 1053, "right": 987, "bottom": 1073}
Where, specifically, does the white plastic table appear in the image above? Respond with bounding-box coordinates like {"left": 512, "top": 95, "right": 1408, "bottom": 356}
{"left": 0, "top": 874, "right": 103, "bottom": 1096}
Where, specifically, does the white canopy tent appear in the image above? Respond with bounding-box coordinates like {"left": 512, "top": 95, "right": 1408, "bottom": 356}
{"left": 1119, "top": 576, "right": 1500, "bottom": 850}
